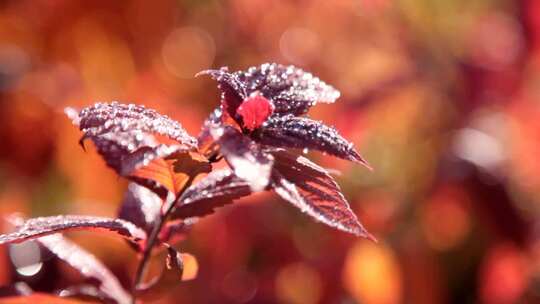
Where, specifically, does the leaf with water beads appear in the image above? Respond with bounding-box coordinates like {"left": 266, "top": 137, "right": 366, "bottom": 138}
{"left": 235, "top": 63, "right": 340, "bottom": 115}
{"left": 259, "top": 115, "right": 371, "bottom": 168}
{"left": 68, "top": 102, "right": 210, "bottom": 197}
{"left": 74, "top": 102, "right": 197, "bottom": 148}
{"left": 199, "top": 63, "right": 340, "bottom": 117}
{"left": 0, "top": 215, "right": 147, "bottom": 246}
{"left": 271, "top": 151, "right": 375, "bottom": 239}
{"left": 171, "top": 168, "right": 252, "bottom": 219}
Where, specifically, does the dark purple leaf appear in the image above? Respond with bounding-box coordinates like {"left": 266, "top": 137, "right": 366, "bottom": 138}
{"left": 129, "top": 151, "right": 211, "bottom": 198}
{"left": 73, "top": 102, "right": 197, "bottom": 148}
{"left": 117, "top": 183, "right": 162, "bottom": 234}
{"left": 211, "top": 125, "right": 274, "bottom": 191}
{"left": 38, "top": 234, "right": 131, "bottom": 304}
{"left": 271, "top": 151, "right": 374, "bottom": 239}
{"left": 259, "top": 114, "right": 371, "bottom": 168}
{"left": 0, "top": 215, "right": 146, "bottom": 245}
{"left": 171, "top": 169, "right": 251, "bottom": 219}
{"left": 200, "top": 63, "right": 340, "bottom": 117}
{"left": 136, "top": 244, "right": 198, "bottom": 301}
{"left": 67, "top": 102, "right": 201, "bottom": 196}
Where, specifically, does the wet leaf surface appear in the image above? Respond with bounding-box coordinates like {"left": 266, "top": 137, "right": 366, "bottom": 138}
{"left": 260, "top": 115, "right": 370, "bottom": 168}
{"left": 201, "top": 63, "right": 339, "bottom": 117}
{"left": 271, "top": 151, "right": 374, "bottom": 239}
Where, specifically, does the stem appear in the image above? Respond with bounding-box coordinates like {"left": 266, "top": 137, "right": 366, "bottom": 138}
{"left": 130, "top": 177, "right": 195, "bottom": 304}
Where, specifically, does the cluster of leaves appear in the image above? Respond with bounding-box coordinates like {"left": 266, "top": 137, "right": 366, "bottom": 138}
{"left": 0, "top": 63, "right": 372, "bottom": 303}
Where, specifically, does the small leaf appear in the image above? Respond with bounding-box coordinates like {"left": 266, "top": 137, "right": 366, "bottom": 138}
{"left": 171, "top": 169, "right": 252, "bottom": 219}
{"left": 211, "top": 125, "right": 274, "bottom": 191}
{"left": 75, "top": 102, "right": 197, "bottom": 148}
{"left": 271, "top": 151, "right": 374, "bottom": 239}
{"left": 0, "top": 215, "right": 146, "bottom": 246}
{"left": 259, "top": 115, "right": 371, "bottom": 168}
{"left": 199, "top": 63, "right": 339, "bottom": 120}
{"left": 38, "top": 234, "right": 131, "bottom": 304}
{"left": 136, "top": 244, "right": 198, "bottom": 301}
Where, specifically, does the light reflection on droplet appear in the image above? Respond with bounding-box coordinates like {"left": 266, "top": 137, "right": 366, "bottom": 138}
{"left": 8, "top": 241, "right": 43, "bottom": 277}
{"left": 162, "top": 27, "right": 216, "bottom": 78}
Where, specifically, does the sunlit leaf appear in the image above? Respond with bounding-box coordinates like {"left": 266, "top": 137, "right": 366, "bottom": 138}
{"left": 0, "top": 215, "right": 146, "bottom": 245}
{"left": 39, "top": 234, "right": 131, "bottom": 304}
{"left": 129, "top": 151, "right": 211, "bottom": 198}
{"left": 271, "top": 151, "right": 374, "bottom": 239}
{"left": 136, "top": 244, "right": 198, "bottom": 301}
{"left": 211, "top": 125, "right": 273, "bottom": 191}
{"left": 171, "top": 169, "right": 252, "bottom": 219}
{"left": 260, "top": 115, "right": 370, "bottom": 168}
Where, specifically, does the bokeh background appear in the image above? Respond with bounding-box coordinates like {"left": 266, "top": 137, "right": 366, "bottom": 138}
{"left": 1, "top": 0, "right": 540, "bottom": 303}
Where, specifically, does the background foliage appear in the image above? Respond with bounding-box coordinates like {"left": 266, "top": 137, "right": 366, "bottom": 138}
{"left": 0, "top": 0, "right": 539, "bottom": 303}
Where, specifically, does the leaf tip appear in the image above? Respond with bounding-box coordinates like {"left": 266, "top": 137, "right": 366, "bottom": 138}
{"left": 350, "top": 150, "right": 373, "bottom": 171}
{"left": 351, "top": 225, "right": 377, "bottom": 242}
